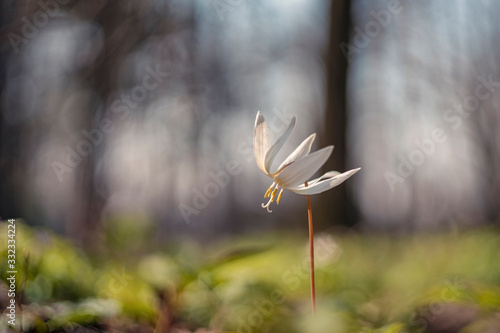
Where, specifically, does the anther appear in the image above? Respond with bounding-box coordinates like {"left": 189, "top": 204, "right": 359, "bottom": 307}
{"left": 276, "top": 187, "right": 284, "bottom": 204}
{"left": 264, "top": 182, "right": 276, "bottom": 198}
{"left": 271, "top": 188, "right": 278, "bottom": 200}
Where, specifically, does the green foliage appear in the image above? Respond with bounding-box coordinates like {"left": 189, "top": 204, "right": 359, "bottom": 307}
{"left": 2, "top": 221, "right": 500, "bottom": 332}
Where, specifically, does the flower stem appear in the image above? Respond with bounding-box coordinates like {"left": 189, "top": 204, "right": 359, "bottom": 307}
{"left": 305, "top": 181, "right": 316, "bottom": 314}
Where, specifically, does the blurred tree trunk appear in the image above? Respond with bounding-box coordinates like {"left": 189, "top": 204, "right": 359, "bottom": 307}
{"left": 319, "top": 0, "right": 356, "bottom": 228}
{"left": 0, "top": 2, "right": 19, "bottom": 221}
{"left": 65, "top": 2, "right": 120, "bottom": 246}
{"left": 67, "top": 2, "right": 150, "bottom": 246}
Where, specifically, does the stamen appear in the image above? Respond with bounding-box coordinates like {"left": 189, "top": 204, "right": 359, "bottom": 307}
{"left": 271, "top": 188, "right": 278, "bottom": 201}
{"left": 276, "top": 187, "right": 284, "bottom": 204}
{"left": 261, "top": 180, "right": 282, "bottom": 213}
{"left": 264, "top": 181, "right": 276, "bottom": 198}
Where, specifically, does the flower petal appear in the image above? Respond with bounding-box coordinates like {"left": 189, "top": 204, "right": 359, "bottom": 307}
{"left": 264, "top": 116, "right": 296, "bottom": 173}
{"left": 307, "top": 170, "right": 341, "bottom": 186}
{"left": 276, "top": 146, "right": 333, "bottom": 188}
{"left": 253, "top": 111, "right": 271, "bottom": 174}
{"left": 276, "top": 133, "right": 316, "bottom": 173}
{"left": 288, "top": 168, "right": 361, "bottom": 195}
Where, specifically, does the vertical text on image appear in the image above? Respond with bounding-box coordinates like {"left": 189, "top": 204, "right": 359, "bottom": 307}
{"left": 6, "top": 219, "right": 17, "bottom": 326}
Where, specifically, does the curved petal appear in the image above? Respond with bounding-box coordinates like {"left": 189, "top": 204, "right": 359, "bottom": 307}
{"left": 253, "top": 111, "right": 271, "bottom": 174}
{"left": 264, "top": 116, "right": 296, "bottom": 173}
{"left": 276, "top": 146, "right": 333, "bottom": 188}
{"left": 288, "top": 168, "right": 361, "bottom": 195}
{"left": 276, "top": 133, "right": 317, "bottom": 173}
{"left": 307, "top": 170, "right": 341, "bottom": 186}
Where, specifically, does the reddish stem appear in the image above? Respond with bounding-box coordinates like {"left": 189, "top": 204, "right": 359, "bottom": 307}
{"left": 305, "top": 181, "right": 316, "bottom": 314}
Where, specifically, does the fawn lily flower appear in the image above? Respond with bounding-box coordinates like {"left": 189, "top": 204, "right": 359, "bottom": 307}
{"left": 254, "top": 111, "right": 361, "bottom": 212}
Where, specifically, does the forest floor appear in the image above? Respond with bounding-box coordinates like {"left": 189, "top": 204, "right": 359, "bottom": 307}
{"left": 1, "top": 221, "right": 500, "bottom": 332}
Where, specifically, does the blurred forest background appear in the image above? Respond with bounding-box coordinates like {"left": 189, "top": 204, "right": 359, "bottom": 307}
{"left": 2, "top": 0, "right": 500, "bottom": 332}
{"left": 1, "top": 0, "right": 499, "bottom": 242}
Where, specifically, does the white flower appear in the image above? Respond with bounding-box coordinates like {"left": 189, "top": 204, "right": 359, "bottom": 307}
{"left": 254, "top": 111, "right": 361, "bottom": 212}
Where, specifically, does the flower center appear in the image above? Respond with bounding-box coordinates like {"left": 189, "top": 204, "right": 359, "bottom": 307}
{"left": 262, "top": 180, "right": 284, "bottom": 212}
